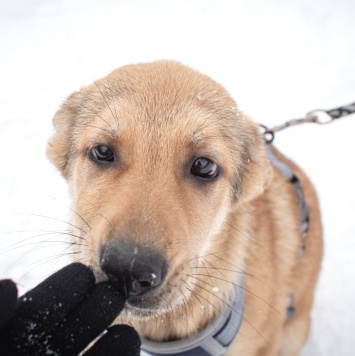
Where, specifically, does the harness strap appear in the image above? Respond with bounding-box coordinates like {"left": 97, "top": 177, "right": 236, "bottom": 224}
{"left": 265, "top": 146, "right": 310, "bottom": 238}
{"left": 266, "top": 146, "right": 310, "bottom": 321}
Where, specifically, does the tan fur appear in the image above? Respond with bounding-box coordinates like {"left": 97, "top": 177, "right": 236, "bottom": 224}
{"left": 47, "top": 61, "right": 322, "bottom": 355}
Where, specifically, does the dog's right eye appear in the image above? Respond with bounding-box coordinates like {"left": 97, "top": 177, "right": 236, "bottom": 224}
{"left": 191, "top": 157, "right": 219, "bottom": 179}
{"left": 89, "top": 145, "right": 114, "bottom": 162}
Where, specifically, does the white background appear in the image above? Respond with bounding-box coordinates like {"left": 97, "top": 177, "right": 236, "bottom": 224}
{"left": 0, "top": 1, "right": 354, "bottom": 355}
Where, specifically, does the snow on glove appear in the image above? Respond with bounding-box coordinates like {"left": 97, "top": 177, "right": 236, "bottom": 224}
{"left": 0, "top": 263, "right": 141, "bottom": 356}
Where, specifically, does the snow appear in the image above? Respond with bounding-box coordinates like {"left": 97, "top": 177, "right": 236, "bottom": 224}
{"left": 0, "top": 0, "right": 354, "bottom": 355}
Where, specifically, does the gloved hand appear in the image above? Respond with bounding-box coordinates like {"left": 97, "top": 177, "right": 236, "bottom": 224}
{"left": 0, "top": 263, "right": 141, "bottom": 355}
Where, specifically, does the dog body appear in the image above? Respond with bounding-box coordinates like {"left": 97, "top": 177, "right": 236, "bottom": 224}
{"left": 47, "top": 61, "right": 322, "bottom": 355}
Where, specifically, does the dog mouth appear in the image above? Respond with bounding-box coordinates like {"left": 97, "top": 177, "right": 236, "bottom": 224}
{"left": 123, "top": 285, "right": 165, "bottom": 312}
{"left": 118, "top": 287, "right": 179, "bottom": 321}
{"left": 125, "top": 296, "right": 163, "bottom": 314}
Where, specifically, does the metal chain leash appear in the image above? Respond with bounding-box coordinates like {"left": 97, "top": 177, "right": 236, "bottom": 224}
{"left": 261, "top": 101, "right": 355, "bottom": 143}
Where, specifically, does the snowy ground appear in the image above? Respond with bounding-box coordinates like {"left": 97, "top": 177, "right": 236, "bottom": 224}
{"left": 0, "top": 1, "right": 354, "bottom": 355}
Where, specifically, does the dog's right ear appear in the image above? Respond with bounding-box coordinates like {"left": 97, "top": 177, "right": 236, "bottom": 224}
{"left": 233, "top": 118, "right": 273, "bottom": 207}
{"left": 46, "top": 92, "right": 81, "bottom": 179}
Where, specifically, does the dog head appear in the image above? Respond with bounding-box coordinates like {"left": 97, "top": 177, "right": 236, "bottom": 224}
{"left": 47, "top": 61, "right": 271, "bottom": 337}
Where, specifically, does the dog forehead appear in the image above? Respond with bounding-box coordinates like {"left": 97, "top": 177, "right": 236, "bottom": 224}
{"left": 92, "top": 63, "right": 237, "bottom": 131}
{"left": 80, "top": 61, "right": 236, "bottom": 117}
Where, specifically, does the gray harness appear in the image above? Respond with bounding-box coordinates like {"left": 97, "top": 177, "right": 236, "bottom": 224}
{"left": 141, "top": 145, "right": 309, "bottom": 356}
{"left": 266, "top": 146, "right": 310, "bottom": 238}
{"left": 141, "top": 277, "right": 245, "bottom": 356}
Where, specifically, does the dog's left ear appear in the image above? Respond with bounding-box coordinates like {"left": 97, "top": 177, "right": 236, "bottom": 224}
{"left": 46, "top": 91, "right": 82, "bottom": 179}
{"left": 235, "top": 122, "right": 273, "bottom": 206}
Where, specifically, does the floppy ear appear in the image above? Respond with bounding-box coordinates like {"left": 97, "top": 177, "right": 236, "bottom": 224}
{"left": 235, "top": 122, "right": 273, "bottom": 206}
{"left": 46, "top": 92, "right": 81, "bottom": 179}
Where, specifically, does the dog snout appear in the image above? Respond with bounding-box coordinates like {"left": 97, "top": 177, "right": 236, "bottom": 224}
{"left": 100, "top": 241, "right": 168, "bottom": 298}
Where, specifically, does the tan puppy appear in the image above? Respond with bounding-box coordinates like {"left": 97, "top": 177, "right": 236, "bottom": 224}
{"left": 47, "top": 61, "right": 322, "bottom": 355}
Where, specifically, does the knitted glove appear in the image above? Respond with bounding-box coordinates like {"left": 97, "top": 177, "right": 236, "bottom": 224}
{"left": 0, "top": 263, "right": 141, "bottom": 355}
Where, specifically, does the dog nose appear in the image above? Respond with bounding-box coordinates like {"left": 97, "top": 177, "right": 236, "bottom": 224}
{"left": 100, "top": 241, "right": 168, "bottom": 297}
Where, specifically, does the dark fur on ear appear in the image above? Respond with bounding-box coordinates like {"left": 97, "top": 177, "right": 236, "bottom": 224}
{"left": 46, "top": 92, "right": 82, "bottom": 179}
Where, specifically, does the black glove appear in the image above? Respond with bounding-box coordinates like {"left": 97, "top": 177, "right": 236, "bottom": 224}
{"left": 0, "top": 263, "right": 141, "bottom": 355}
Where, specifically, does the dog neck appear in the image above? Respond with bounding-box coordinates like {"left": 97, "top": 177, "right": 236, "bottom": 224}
{"left": 141, "top": 275, "right": 245, "bottom": 356}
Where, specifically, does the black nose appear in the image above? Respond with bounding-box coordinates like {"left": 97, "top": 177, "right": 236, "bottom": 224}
{"left": 100, "top": 241, "right": 168, "bottom": 298}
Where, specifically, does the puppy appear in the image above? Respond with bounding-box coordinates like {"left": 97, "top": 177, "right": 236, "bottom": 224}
{"left": 47, "top": 61, "right": 322, "bottom": 355}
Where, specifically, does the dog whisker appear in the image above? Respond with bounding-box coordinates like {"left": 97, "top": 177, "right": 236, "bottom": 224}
{"left": 185, "top": 250, "right": 281, "bottom": 301}
{"left": 91, "top": 83, "right": 118, "bottom": 130}
{"left": 98, "top": 213, "right": 114, "bottom": 230}
{"left": 181, "top": 279, "right": 218, "bottom": 331}
{"left": 185, "top": 284, "right": 241, "bottom": 335}
{"left": 194, "top": 266, "right": 243, "bottom": 274}
{"left": 203, "top": 252, "right": 280, "bottom": 294}
{"left": 194, "top": 265, "right": 278, "bottom": 295}
{"left": 182, "top": 288, "right": 199, "bottom": 332}
{"left": 191, "top": 281, "right": 267, "bottom": 343}
{"left": 47, "top": 244, "right": 78, "bottom": 274}
{"left": 200, "top": 260, "right": 215, "bottom": 287}
{"left": 2, "top": 239, "right": 82, "bottom": 255}
{"left": 72, "top": 122, "right": 111, "bottom": 133}
{"left": 29, "top": 250, "right": 82, "bottom": 267}
{"left": 192, "top": 273, "right": 281, "bottom": 317}
{"left": 105, "top": 79, "right": 120, "bottom": 125}
{"left": 0, "top": 229, "right": 73, "bottom": 234}
{"left": 57, "top": 200, "right": 92, "bottom": 231}
{"left": 178, "top": 287, "right": 191, "bottom": 332}
{"left": 79, "top": 100, "right": 113, "bottom": 130}
{"left": 186, "top": 287, "right": 220, "bottom": 335}
{"left": 199, "top": 258, "right": 228, "bottom": 280}
{"left": 3, "top": 239, "right": 80, "bottom": 274}
{"left": 186, "top": 248, "right": 244, "bottom": 266}
{"left": 0, "top": 230, "right": 73, "bottom": 254}
{"left": 224, "top": 221, "right": 272, "bottom": 254}
{"left": 66, "top": 52, "right": 115, "bottom": 131}
{"left": 16, "top": 249, "right": 83, "bottom": 284}
{"left": 12, "top": 212, "right": 87, "bottom": 234}
{"left": 202, "top": 251, "right": 245, "bottom": 272}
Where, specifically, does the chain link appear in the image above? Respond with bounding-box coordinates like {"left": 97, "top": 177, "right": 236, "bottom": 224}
{"left": 262, "top": 101, "right": 355, "bottom": 143}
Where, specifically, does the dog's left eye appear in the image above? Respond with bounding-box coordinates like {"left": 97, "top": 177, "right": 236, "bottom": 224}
{"left": 89, "top": 145, "right": 114, "bottom": 162}
{"left": 191, "top": 158, "right": 219, "bottom": 179}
